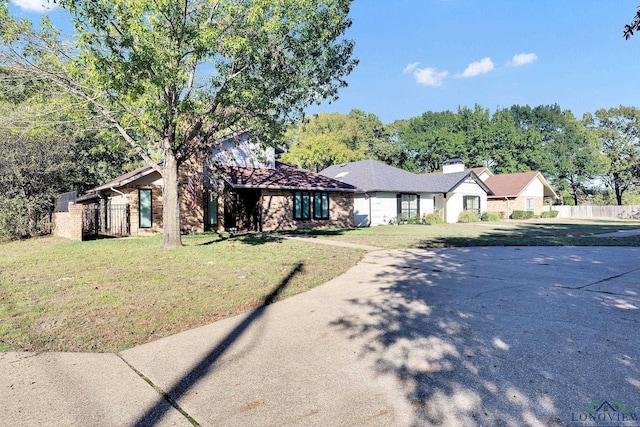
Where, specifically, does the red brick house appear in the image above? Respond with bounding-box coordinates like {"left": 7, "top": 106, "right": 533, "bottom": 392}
{"left": 481, "top": 171, "right": 557, "bottom": 217}
{"left": 68, "top": 132, "right": 356, "bottom": 239}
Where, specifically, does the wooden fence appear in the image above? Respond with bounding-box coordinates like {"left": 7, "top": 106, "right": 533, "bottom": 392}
{"left": 554, "top": 205, "right": 640, "bottom": 220}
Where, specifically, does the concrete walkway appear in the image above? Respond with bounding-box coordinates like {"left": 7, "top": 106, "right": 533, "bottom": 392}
{"left": 276, "top": 233, "right": 382, "bottom": 251}
{"left": 2, "top": 247, "right": 640, "bottom": 426}
{"left": 595, "top": 228, "right": 640, "bottom": 237}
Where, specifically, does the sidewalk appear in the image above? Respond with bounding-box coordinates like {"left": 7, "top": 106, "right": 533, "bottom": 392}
{"left": 276, "top": 233, "right": 382, "bottom": 251}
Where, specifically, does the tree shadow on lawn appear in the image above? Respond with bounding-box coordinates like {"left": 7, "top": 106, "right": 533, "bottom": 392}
{"left": 329, "top": 247, "right": 640, "bottom": 426}
{"left": 417, "top": 221, "right": 640, "bottom": 248}
{"left": 190, "top": 232, "right": 285, "bottom": 246}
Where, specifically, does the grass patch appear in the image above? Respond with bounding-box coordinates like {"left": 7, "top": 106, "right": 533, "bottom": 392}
{"left": 0, "top": 233, "right": 363, "bottom": 352}
{"left": 295, "top": 219, "right": 640, "bottom": 249}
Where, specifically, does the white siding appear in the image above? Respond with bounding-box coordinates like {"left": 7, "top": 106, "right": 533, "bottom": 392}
{"left": 521, "top": 178, "right": 544, "bottom": 197}
{"left": 209, "top": 133, "right": 276, "bottom": 169}
{"left": 366, "top": 192, "right": 436, "bottom": 226}
{"left": 445, "top": 180, "right": 488, "bottom": 223}
{"left": 353, "top": 195, "right": 371, "bottom": 226}
{"left": 370, "top": 192, "right": 398, "bottom": 225}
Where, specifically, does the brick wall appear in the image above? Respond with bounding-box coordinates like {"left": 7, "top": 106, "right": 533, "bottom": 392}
{"left": 127, "top": 185, "right": 163, "bottom": 235}
{"left": 179, "top": 159, "right": 205, "bottom": 233}
{"left": 261, "top": 190, "right": 353, "bottom": 231}
{"left": 52, "top": 202, "right": 83, "bottom": 241}
{"left": 487, "top": 196, "right": 544, "bottom": 218}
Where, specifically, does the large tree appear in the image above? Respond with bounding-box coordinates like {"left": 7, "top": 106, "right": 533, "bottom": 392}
{"left": 0, "top": 0, "right": 357, "bottom": 248}
{"left": 282, "top": 109, "right": 392, "bottom": 172}
{"left": 391, "top": 110, "right": 464, "bottom": 173}
{"left": 591, "top": 106, "right": 640, "bottom": 205}
{"left": 543, "top": 111, "right": 602, "bottom": 205}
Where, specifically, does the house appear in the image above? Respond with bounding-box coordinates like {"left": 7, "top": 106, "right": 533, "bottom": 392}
{"left": 480, "top": 171, "right": 558, "bottom": 217}
{"left": 68, "top": 132, "right": 356, "bottom": 239}
{"left": 319, "top": 158, "right": 492, "bottom": 225}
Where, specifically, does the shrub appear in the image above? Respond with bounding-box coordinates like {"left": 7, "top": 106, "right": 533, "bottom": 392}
{"left": 481, "top": 211, "right": 502, "bottom": 222}
{"left": 0, "top": 196, "right": 30, "bottom": 241}
{"left": 540, "top": 210, "right": 559, "bottom": 218}
{"left": 511, "top": 210, "right": 535, "bottom": 220}
{"left": 423, "top": 213, "right": 443, "bottom": 225}
{"left": 458, "top": 210, "right": 479, "bottom": 223}
{"left": 407, "top": 215, "right": 422, "bottom": 224}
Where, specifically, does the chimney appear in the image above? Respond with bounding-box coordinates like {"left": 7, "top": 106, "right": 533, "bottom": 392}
{"left": 442, "top": 158, "right": 465, "bottom": 174}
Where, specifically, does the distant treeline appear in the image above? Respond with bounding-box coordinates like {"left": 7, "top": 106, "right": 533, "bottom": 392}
{"left": 282, "top": 105, "right": 640, "bottom": 206}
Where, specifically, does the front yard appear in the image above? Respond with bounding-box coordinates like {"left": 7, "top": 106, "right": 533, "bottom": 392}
{"left": 0, "top": 233, "right": 364, "bottom": 353}
{"left": 294, "top": 219, "right": 640, "bottom": 248}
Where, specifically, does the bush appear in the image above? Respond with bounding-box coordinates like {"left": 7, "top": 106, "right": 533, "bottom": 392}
{"left": 511, "top": 210, "right": 535, "bottom": 220}
{"left": 422, "top": 213, "right": 443, "bottom": 225}
{"left": 540, "top": 210, "right": 559, "bottom": 218}
{"left": 481, "top": 211, "right": 502, "bottom": 222}
{"left": 407, "top": 215, "right": 422, "bottom": 224}
{"left": 0, "top": 196, "right": 30, "bottom": 241}
{"left": 458, "top": 210, "right": 479, "bottom": 223}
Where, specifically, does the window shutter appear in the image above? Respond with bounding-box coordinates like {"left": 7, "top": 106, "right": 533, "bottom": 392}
{"left": 396, "top": 194, "right": 402, "bottom": 216}
{"left": 416, "top": 194, "right": 420, "bottom": 217}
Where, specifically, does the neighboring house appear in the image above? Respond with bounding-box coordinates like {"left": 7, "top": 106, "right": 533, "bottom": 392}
{"left": 320, "top": 158, "right": 492, "bottom": 225}
{"left": 72, "top": 132, "right": 356, "bottom": 238}
{"left": 481, "top": 171, "right": 558, "bottom": 217}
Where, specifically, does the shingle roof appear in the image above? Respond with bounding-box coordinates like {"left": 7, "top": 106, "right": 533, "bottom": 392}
{"left": 485, "top": 171, "right": 557, "bottom": 198}
{"left": 320, "top": 159, "right": 492, "bottom": 194}
{"left": 221, "top": 162, "right": 357, "bottom": 191}
{"left": 92, "top": 164, "right": 158, "bottom": 192}
{"left": 320, "top": 159, "right": 427, "bottom": 192}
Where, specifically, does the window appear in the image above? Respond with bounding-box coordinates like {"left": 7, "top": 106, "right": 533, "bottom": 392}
{"left": 294, "top": 191, "right": 311, "bottom": 220}
{"left": 399, "top": 194, "right": 419, "bottom": 219}
{"left": 314, "top": 192, "right": 329, "bottom": 219}
{"left": 139, "top": 189, "right": 152, "bottom": 228}
{"left": 207, "top": 193, "right": 218, "bottom": 226}
{"left": 526, "top": 198, "right": 535, "bottom": 211}
{"left": 463, "top": 195, "right": 480, "bottom": 215}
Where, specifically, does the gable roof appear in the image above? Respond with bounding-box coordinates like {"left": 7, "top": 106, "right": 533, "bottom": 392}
{"left": 220, "top": 162, "right": 357, "bottom": 192}
{"left": 468, "top": 166, "right": 493, "bottom": 178}
{"left": 485, "top": 171, "right": 557, "bottom": 198}
{"left": 421, "top": 170, "right": 493, "bottom": 194}
{"left": 320, "top": 159, "right": 493, "bottom": 194}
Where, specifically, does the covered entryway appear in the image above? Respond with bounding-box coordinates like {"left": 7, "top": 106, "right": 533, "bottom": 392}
{"left": 223, "top": 189, "right": 261, "bottom": 232}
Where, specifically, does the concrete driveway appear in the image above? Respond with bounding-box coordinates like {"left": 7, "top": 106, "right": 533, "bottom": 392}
{"left": 3, "top": 247, "right": 640, "bottom": 426}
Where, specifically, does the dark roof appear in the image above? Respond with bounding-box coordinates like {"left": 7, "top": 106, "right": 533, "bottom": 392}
{"left": 320, "top": 159, "right": 492, "bottom": 194}
{"left": 485, "top": 171, "right": 557, "bottom": 198}
{"left": 320, "top": 159, "right": 428, "bottom": 193}
{"left": 221, "top": 162, "right": 357, "bottom": 192}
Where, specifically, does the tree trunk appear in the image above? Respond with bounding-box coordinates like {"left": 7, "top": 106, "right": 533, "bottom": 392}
{"left": 161, "top": 152, "right": 183, "bottom": 248}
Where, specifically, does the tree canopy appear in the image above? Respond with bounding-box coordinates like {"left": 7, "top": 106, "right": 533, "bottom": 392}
{"left": 0, "top": 0, "right": 357, "bottom": 247}
{"left": 281, "top": 109, "right": 391, "bottom": 172}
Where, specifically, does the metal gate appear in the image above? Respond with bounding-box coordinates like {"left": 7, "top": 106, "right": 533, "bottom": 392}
{"left": 82, "top": 203, "right": 130, "bottom": 239}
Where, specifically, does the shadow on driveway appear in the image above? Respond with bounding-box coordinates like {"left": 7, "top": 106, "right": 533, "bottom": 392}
{"left": 330, "top": 247, "right": 640, "bottom": 426}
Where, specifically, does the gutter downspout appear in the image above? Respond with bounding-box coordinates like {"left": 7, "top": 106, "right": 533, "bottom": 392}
{"left": 110, "top": 187, "right": 126, "bottom": 198}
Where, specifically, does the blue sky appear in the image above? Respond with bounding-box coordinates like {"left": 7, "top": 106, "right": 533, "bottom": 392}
{"left": 10, "top": 0, "right": 640, "bottom": 124}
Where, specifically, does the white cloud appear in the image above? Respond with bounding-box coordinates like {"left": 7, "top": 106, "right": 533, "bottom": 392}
{"left": 509, "top": 53, "right": 538, "bottom": 66}
{"left": 403, "top": 62, "right": 420, "bottom": 74}
{"left": 10, "top": 0, "right": 57, "bottom": 12}
{"left": 413, "top": 67, "right": 449, "bottom": 87}
{"left": 457, "top": 57, "right": 494, "bottom": 78}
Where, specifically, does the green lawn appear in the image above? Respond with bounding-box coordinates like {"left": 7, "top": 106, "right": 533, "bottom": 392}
{"left": 293, "top": 219, "right": 640, "bottom": 249}
{"left": 0, "top": 233, "right": 364, "bottom": 352}
{"left": 2, "top": 219, "right": 639, "bottom": 353}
